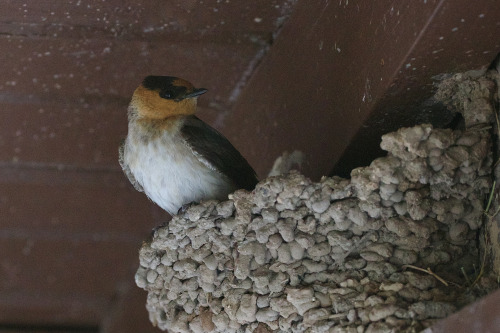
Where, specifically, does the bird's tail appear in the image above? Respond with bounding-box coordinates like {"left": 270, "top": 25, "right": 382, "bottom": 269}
{"left": 488, "top": 52, "right": 500, "bottom": 73}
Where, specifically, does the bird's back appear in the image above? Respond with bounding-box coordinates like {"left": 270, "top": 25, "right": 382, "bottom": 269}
{"left": 180, "top": 115, "right": 258, "bottom": 191}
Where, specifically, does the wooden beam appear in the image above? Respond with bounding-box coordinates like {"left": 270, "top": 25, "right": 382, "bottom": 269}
{"left": 225, "top": 0, "right": 500, "bottom": 180}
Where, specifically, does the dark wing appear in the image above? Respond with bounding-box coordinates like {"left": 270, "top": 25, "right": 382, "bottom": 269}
{"left": 118, "top": 141, "right": 144, "bottom": 192}
{"left": 181, "top": 115, "right": 258, "bottom": 191}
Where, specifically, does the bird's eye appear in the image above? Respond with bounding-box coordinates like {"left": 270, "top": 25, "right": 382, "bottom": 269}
{"left": 160, "top": 90, "right": 174, "bottom": 99}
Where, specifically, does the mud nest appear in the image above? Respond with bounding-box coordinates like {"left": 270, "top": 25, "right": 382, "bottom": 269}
{"left": 136, "top": 69, "right": 499, "bottom": 333}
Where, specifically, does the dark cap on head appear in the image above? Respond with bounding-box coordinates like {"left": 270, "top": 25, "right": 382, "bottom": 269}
{"left": 142, "top": 76, "right": 207, "bottom": 102}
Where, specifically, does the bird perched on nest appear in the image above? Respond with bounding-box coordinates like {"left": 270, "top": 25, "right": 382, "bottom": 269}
{"left": 119, "top": 76, "right": 258, "bottom": 215}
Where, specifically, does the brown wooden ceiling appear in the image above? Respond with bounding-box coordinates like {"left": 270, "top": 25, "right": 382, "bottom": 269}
{"left": 0, "top": 1, "right": 296, "bottom": 331}
{"left": 1, "top": 0, "right": 499, "bottom": 332}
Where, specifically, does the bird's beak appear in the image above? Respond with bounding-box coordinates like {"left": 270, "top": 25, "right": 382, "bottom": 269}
{"left": 183, "top": 88, "right": 208, "bottom": 99}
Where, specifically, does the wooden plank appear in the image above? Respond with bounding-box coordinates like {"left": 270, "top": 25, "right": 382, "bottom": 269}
{"left": 0, "top": 0, "right": 293, "bottom": 40}
{"left": 0, "top": 1, "right": 298, "bottom": 331}
{"left": 0, "top": 102, "right": 219, "bottom": 167}
{"left": 0, "top": 102, "right": 128, "bottom": 167}
{"left": 0, "top": 290, "right": 103, "bottom": 328}
{"left": 0, "top": 37, "right": 261, "bottom": 103}
{"left": 100, "top": 285, "right": 161, "bottom": 333}
{"left": 332, "top": 0, "right": 500, "bottom": 176}
{"left": 225, "top": 0, "right": 500, "bottom": 180}
{"left": 0, "top": 166, "right": 168, "bottom": 234}
{"left": 429, "top": 288, "right": 500, "bottom": 333}
{"left": 0, "top": 238, "right": 138, "bottom": 299}
{"left": 0, "top": 327, "right": 97, "bottom": 333}
{"left": 0, "top": 167, "right": 167, "bottom": 326}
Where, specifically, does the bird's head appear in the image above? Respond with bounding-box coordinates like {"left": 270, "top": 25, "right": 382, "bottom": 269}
{"left": 130, "top": 76, "right": 207, "bottom": 119}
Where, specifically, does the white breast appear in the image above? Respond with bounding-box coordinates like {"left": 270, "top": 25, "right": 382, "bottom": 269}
{"left": 123, "top": 128, "right": 236, "bottom": 215}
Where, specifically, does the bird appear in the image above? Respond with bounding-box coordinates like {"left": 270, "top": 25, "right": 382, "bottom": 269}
{"left": 119, "top": 75, "right": 258, "bottom": 215}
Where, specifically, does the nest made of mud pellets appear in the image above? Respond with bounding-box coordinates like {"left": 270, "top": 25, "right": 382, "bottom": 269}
{"left": 136, "top": 70, "right": 500, "bottom": 333}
